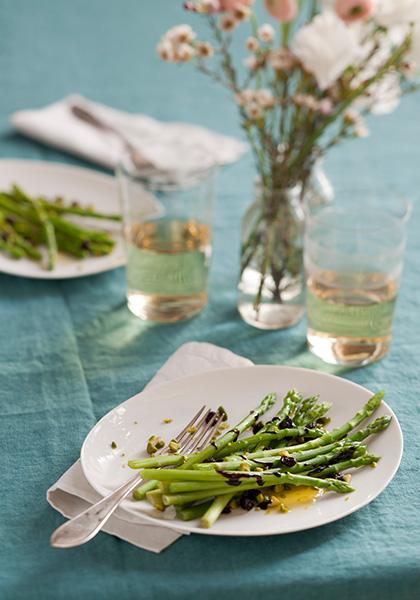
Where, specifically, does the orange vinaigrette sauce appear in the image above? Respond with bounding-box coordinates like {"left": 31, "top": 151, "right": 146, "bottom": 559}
{"left": 267, "top": 485, "right": 323, "bottom": 513}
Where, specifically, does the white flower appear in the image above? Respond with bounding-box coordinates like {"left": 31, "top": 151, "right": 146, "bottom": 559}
{"left": 292, "top": 11, "right": 364, "bottom": 89}
{"left": 257, "top": 24, "right": 275, "bottom": 44}
{"left": 233, "top": 5, "right": 251, "bottom": 21}
{"left": 219, "top": 15, "right": 237, "bottom": 31}
{"left": 294, "top": 94, "right": 319, "bottom": 110}
{"left": 245, "top": 102, "right": 263, "bottom": 119}
{"left": 236, "top": 88, "right": 275, "bottom": 112}
{"left": 268, "top": 48, "right": 294, "bottom": 70}
{"left": 356, "top": 72, "right": 401, "bottom": 114}
{"left": 201, "top": 0, "right": 221, "bottom": 12}
{"left": 243, "top": 55, "right": 259, "bottom": 69}
{"left": 354, "top": 121, "right": 370, "bottom": 137}
{"left": 166, "top": 24, "right": 196, "bottom": 44}
{"left": 246, "top": 36, "right": 259, "bottom": 51}
{"left": 157, "top": 40, "right": 175, "bottom": 62}
{"left": 176, "top": 43, "right": 196, "bottom": 62}
{"left": 255, "top": 89, "right": 275, "bottom": 108}
{"left": 375, "top": 0, "right": 420, "bottom": 28}
{"left": 318, "top": 97, "right": 334, "bottom": 115}
{"left": 235, "top": 89, "right": 256, "bottom": 106}
{"left": 196, "top": 41, "right": 214, "bottom": 58}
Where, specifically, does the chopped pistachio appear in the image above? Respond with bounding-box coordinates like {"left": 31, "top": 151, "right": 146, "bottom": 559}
{"left": 163, "top": 418, "right": 173, "bottom": 424}
{"left": 255, "top": 467, "right": 264, "bottom": 472}
{"left": 239, "top": 462, "right": 251, "bottom": 472}
{"left": 168, "top": 439, "right": 180, "bottom": 453}
{"left": 370, "top": 462, "right": 378, "bottom": 468}
{"left": 187, "top": 425, "right": 197, "bottom": 434}
{"left": 147, "top": 435, "right": 165, "bottom": 455}
{"left": 111, "top": 441, "right": 117, "bottom": 449}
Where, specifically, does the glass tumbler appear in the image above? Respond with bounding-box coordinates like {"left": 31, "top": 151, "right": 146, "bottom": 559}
{"left": 304, "top": 192, "right": 410, "bottom": 366}
{"left": 117, "top": 156, "right": 215, "bottom": 322}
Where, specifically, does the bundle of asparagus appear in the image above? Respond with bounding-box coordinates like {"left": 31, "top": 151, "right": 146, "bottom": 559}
{"left": 128, "top": 389, "right": 390, "bottom": 529}
{"left": 0, "top": 185, "right": 121, "bottom": 270}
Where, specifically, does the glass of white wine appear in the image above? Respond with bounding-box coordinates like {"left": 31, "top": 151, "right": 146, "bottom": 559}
{"left": 117, "top": 154, "right": 215, "bottom": 323}
{"left": 304, "top": 191, "right": 411, "bottom": 366}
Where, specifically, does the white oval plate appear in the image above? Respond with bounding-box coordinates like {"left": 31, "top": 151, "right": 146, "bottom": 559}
{"left": 81, "top": 366, "right": 403, "bottom": 536}
{"left": 0, "top": 159, "right": 125, "bottom": 278}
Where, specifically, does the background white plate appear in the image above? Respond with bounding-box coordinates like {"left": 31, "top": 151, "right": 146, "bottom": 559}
{"left": 81, "top": 366, "right": 403, "bottom": 536}
{"left": 0, "top": 159, "right": 125, "bottom": 278}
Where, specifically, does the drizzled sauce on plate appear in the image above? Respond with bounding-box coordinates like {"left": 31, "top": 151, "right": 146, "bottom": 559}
{"left": 268, "top": 485, "right": 322, "bottom": 512}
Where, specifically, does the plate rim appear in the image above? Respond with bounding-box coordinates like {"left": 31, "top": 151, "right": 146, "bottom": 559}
{"left": 0, "top": 158, "right": 125, "bottom": 279}
{"left": 80, "top": 365, "right": 404, "bottom": 537}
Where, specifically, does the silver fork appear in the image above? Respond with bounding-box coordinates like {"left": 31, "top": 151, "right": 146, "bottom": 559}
{"left": 50, "top": 406, "right": 222, "bottom": 548}
{"left": 70, "top": 103, "right": 153, "bottom": 171}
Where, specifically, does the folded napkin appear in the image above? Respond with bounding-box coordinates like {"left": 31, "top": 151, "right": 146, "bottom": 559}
{"left": 11, "top": 95, "right": 246, "bottom": 171}
{"left": 47, "top": 342, "right": 253, "bottom": 553}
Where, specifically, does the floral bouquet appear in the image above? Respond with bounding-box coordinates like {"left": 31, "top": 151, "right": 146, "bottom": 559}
{"left": 157, "top": 1, "right": 420, "bottom": 330}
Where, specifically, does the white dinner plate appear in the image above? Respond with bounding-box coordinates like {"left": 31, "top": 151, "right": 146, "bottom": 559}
{"left": 81, "top": 366, "right": 403, "bottom": 536}
{"left": 0, "top": 159, "right": 125, "bottom": 278}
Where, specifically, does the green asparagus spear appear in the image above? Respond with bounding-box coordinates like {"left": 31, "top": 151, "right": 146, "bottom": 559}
{"left": 219, "top": 391, "right": 385, "bottom": 460}
{"left": 214, "top": 426, "right": 324, "bottom": 458}
{"left": 193, "top": 440, "right": 364, "bottom": 473}
{"left": 161, "top": 474, "right": 354, "bottom": 506}
{"left": 181, "top": 392, "right": 277, "bottom": 469}
{"left": 132, "top": 393, "right": 277, "bottom": 499}
{"left": 252, "top": 389, "right": 302, "bottom": 451}
{"left": 201, "top": 494, "right": 234, "bottom": 528}
{"left": 224, "top": 414, "right": 391, "bottom": 464}
{"left": 293, "top": 395, "right": 319, "bottom": 425}
{"left": 176, "top": 501, "right": 213, "bottom": 521}
{"left": 40, "top": 198, "right": 121, "bottom": 221}
{"left": 0, "top": 219, "right": 42, "bottom": 260}
{"left": 128, "top": 454, "right": 185, "bottom": 470}
{"left": 312, "top": 454, "right": 380, "bottom": 478}
{"left": 0, "top": 236, "right": 25, "bottom": 258}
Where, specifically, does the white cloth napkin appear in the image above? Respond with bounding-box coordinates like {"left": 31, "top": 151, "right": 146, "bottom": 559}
{"left": 47, "top": 342, "right": 253, "bottom": 553}
{"left": 11, "top": 95, "right": 246, "bottom": 171}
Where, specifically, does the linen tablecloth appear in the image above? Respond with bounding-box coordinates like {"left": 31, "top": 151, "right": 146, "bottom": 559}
{"left": 0, "top": 1, "right": 419, "bottom": 599}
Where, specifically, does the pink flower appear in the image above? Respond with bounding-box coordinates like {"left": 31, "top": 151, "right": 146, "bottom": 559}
{"left": 220, "top": 0, "right": 253, "bottom": 11}
{"left": 318, "top": 98, "right": 334, "bottom": 115}
{"left": 264, "top": 0, "right": 297, "bottom": 22}
{"left": 334, "top": 0, "right": 374, "bottom": 23}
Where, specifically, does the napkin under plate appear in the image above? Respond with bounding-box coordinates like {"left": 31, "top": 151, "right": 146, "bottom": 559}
{"left": 47, "top": 342, "right": 252, "bottom": 553}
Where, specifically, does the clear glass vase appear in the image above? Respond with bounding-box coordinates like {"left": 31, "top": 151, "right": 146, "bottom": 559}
{"left": 238, "top": 183, "right": 306, "bottom": 330}
{"left": 237, "top": 160, "right": 333, "bottom": 330}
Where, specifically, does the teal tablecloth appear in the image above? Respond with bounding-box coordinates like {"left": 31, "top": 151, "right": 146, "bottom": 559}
{"left": 1, "top": 1, "right": 419, "bottom": 599}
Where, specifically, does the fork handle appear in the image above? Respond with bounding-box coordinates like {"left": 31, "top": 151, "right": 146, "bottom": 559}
{"left": 50, "top": 473, "right": 144, "bottom": 548}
